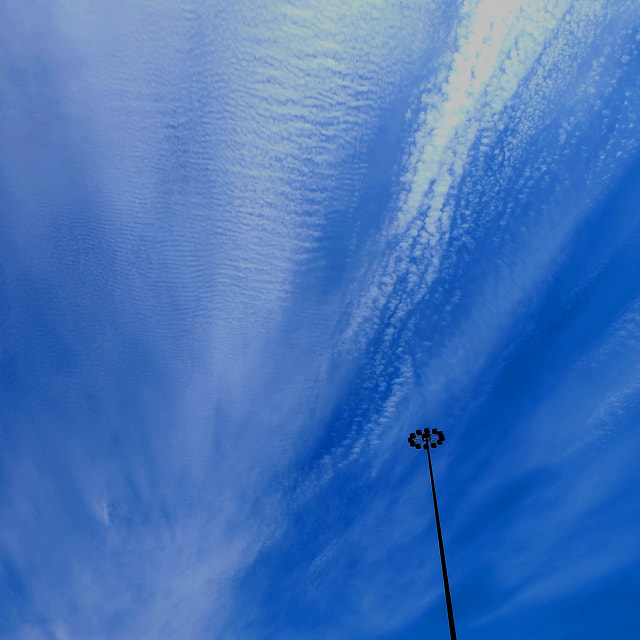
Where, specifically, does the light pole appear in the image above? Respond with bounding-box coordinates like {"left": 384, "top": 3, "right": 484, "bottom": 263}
{"left": 408, "top": 428, "right": 457, "bottom": 640}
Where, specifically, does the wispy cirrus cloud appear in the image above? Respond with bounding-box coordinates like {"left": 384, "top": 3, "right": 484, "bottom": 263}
{"left": 221, "top": 2, "right": 640, "bottom": 637}
{"left": 2, "top": 1, "right": 640, "bottom": 639}
{"left": 0, "top": 1, "right": 450, "bottom": 638}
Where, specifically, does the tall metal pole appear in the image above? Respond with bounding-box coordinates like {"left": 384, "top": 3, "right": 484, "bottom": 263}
{"left": 426, "top": 443, "right": 457, "bottom": 640}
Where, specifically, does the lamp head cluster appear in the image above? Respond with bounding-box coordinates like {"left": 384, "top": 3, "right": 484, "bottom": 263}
{"left": 408, "top": 428, "right": 446, "bottom": 450}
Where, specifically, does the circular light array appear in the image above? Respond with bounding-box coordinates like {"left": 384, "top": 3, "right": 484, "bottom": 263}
{"left": 408, "top": 428, "right": 446, "bottom": 450}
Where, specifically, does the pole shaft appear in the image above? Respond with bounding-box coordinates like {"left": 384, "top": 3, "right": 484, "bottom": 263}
{"left": 426, "top": 445, "right": 457, "bottom": 640}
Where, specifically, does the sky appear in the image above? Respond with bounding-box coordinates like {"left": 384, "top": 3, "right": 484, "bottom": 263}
{"left": 1, "top": 0, "right": 640, "bottom": 638}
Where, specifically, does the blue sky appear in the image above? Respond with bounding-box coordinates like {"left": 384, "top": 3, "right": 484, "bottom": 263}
{"left": 1, "top": 1, "right": 640, "bottom": 638}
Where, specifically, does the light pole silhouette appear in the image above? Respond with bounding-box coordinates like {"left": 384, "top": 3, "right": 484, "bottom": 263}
{"left": 408, "top": 428, "right": 457, "bottom": 640}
